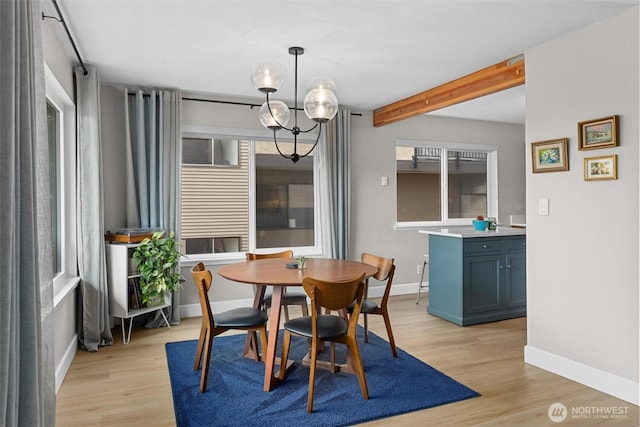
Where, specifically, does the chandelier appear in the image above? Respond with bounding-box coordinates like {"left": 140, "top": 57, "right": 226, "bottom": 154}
{"left": 251, "top": 46, "right": 338, "bottom": 163}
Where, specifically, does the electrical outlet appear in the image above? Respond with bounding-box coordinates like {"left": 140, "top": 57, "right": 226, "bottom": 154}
{"left": 417, "top": 264, "right": 422, "bottom": 275}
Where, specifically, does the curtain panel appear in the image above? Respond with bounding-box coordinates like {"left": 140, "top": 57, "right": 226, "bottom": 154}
{"left": 318, "top": 109, "right": 352, "bottom": 260}
{"left": 0, "top": 0, "right": 56, "bottom": 425}
{"left": 124, "top": 89, "right": 182, "bottom": 324}
{"left": 75, "top": 67, "right": 114, "bottom": 351}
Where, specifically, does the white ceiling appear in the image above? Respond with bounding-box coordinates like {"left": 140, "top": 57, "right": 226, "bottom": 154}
{"left": 51, "top": 0, "right": 637, "bottom": 125}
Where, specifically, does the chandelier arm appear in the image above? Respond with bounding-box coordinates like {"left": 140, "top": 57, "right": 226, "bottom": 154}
{"left": 297, "top": 124, "right": 323, "bottom": 159}
{"left": 296, "top": 122, "right": 319, "bottom": 134}
{"left": 272, "top": 129, "right": 293, "bottom": 160}
{"left": 265, "top": 92, "right": 295, "bottom": 132}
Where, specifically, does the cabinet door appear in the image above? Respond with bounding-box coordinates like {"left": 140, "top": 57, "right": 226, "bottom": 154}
{"left": 504, "top": 251, "right": 526, "bottom": 308}
{"left": 463, "top": 255, "right": 502, "bottom": 314}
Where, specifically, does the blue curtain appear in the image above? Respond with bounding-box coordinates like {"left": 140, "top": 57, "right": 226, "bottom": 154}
{"left": 0, "top": 0, "right": 55, "bottom": 424}
{"left": 124, "top": 89, "right": 182, "bottom": 324}
{"left": 318, "top": 109, "right": 351, "bottom": 259}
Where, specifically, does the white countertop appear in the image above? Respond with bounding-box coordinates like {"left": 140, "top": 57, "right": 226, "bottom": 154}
{"left": 418, "top": 226, "right": 526, "bottom": 238}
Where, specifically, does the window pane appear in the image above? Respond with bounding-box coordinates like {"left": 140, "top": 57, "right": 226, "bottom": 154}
{"left": 396, "top": 146, "right": 441, "bottom": 221}
{"left": 183, "top": 138, "right": 212, "bottom": 164}
{"left": 184, "top": 238, "right": 213, "bottom": 255}
{"left": 47, "top": 102, "right": 61, "bottom": 274}
{"left": 447, "top": 151, "right": 487, "bottom": 219}
{"left": 255, "top": 141, "right": 314, "bottom": 249}
{"left": 181, "top": 140, "right": 250, "bottom": 254}
{"left": 213, "top": 139, "right": 238, "bottom": 166}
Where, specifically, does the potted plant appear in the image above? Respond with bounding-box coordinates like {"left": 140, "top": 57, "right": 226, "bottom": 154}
{"left": 132, "top": 230, "right": 183, "bottom": 306}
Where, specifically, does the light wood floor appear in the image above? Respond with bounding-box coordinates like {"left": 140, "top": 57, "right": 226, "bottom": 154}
{"left": 56, "top": 294, "right": 637, "bottom": 426}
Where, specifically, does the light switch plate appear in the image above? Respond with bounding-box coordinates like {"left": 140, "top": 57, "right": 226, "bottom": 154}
{"left": 539, "top": 198, "right": 549, "bottom": 215}
{"left": 381, "top": 176, "right": 388, "bottom": 186}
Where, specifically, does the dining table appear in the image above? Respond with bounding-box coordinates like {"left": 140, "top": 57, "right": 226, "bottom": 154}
{"left": 217, "top": 257, "right": 378, "bottom": 392}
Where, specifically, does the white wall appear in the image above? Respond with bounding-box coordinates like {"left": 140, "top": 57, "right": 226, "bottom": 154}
{"left": 524, "top": 8, "right": 639, "bottom": 404}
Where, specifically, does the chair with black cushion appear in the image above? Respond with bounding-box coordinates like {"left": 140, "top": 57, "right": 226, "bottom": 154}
{"left": 191, "top": 262, "right": 268, "bottom": 393}
{"left": 279, "top": 273, "right": 369, "bottom": 413}
{"left": 246, "top": 250, "right": 309, "bottom": 321}
{"left": 348, "top": 253, "right": 398, "bottom": 357}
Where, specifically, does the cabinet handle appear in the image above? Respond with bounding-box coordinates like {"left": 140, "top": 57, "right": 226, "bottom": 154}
{"left": 499, "top": 265, "right": 503, "bottom": 269}
{"left": 483, "top": 244, "right": 488, "bottom": 249}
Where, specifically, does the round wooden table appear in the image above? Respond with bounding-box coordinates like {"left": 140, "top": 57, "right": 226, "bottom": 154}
{"left": 218, "top": 257, "right": 378, "bottom": 392}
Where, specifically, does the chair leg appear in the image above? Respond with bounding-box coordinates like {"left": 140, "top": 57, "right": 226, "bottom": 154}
{"left": 363, "top": 313, "right": 369, "bottom": 343}
{"left": 199, "top": 330, "right": 213, "bottom": 393}
{"left": 382, "top": 309, "right": 398, "bottom": 357}
{"left": 346, "top": 336, "right": 369, "bottom": 400}
{"left": 283, "top": 305, "right": 290, "bottom": 322}
{"left": 416, "top": 259, "right": 427, "bottom": 304}
{"left": 257, "top": 326, "right": 268, "bottom": 362}
{"left": 194, "top": 319, "right": 207, "bottom": 370}
{"left": 330, "top": 342, "right": 336, "bottom": 373}
{"left": 307, "top": 338, "right": 318, "bottom": 413}
{"left": 301, "top": 300, "right": 309, "bottom": 316}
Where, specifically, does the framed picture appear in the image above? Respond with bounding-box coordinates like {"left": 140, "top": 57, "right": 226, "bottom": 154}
{"left": 578, "top": 115, "right": 618, "bottom": 150}
{"left": 531, "top": 138, "right": 569, "bottom": 173}
{"left": 584, "top": 154, "right": 617, "bottom": 181}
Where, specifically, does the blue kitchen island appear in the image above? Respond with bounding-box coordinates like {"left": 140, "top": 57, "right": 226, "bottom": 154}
{"left": 419, "top": 227, "right": 527, "bottom": 326}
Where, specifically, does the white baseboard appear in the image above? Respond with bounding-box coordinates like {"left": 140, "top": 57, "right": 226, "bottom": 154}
{"left": 179, "top": 281, "right": 426, "bottom": 319}
{"left": 524, "top": 345, "right": 639, "bottom": 405}
{"left": 55, "top": 333, "right": 78, "bottom": 393}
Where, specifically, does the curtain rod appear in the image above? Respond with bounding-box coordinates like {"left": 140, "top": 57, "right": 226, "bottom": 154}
{"left": 182, "top": 97, "right": 362, "bottom": 116}
{"left": 42, "top": 0, "right": 88, "bottom": 75}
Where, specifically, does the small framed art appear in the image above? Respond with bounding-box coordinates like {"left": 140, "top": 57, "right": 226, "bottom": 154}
{"left": 578, "top": 115, "right": 618, "bottom": 150}
{"left": 531, "top": 138, "right": 569, "bottom": 173}
{"left": 584, "top": 154, "right": 617, "bottom": 181}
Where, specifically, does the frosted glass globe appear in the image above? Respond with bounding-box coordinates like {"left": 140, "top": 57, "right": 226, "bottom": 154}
{"left": 303, "top": 88, "right": 338, "bottom": 123}
{"left": 251, "top": 63, "right": 284, "bottom": 93}
{"left": 259, "top": 100, "right": 290, "bottom": 129}
{"left": 307, "top": 76, "right": 337, "bottom": 93}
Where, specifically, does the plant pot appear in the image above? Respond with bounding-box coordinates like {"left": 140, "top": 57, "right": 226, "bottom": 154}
{"left": 146, "top": 293, "right": 165, "bottom": 307}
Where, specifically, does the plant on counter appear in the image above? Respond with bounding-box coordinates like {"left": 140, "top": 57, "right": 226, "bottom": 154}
{"left": 133, "top": 230, "right": 184, "bottom": 305}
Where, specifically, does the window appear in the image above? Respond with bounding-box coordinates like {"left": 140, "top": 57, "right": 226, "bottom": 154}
{"left": 396, "top": 139, "right": 497, "bottom": 227}
{"left": 47, "top": 101, "right": 62, "bottom": 274}
{"left": 180, "top": 131, "right": 319, "bottom": 259}
{"left": 45, "top": 65, "right": 78, "bottom": 298}
{"left": 182, "top": 137, "right": 239, "bottom": 166}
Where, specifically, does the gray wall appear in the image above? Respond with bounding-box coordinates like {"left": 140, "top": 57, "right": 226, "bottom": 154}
{"left": 524, "top": 7, "right": 638, "bottom": 403}
{"left": 152, "top": 97, "right": 525, "bottom": 311}
{"left": 43, "top": 20, "right": 77, "bottom": 391}
{"left": 350, "top": 111, "right": 525, "bottom": 291}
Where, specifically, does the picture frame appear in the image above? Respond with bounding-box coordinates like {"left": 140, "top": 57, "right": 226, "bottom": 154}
{"left": 578, "top": 115, "right": 618, "bottom": 150}
{"left": 531, "top": 138, "right": 569, "bottom": 173}
{"left": 584, "top": 154, "right": 617, "bottom": 181}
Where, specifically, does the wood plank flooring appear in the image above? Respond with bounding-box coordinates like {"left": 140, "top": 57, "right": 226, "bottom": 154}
{"left": 56, "top": 294, "right": 638, "bottom": 426}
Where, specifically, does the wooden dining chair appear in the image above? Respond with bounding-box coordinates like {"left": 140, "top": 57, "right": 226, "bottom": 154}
{"left": 348, "top": 253, "right": 398, "bottom": 357}
{"left": 246, "top": 250, "right": 309, "bottom": 321}
{"left": 191, "top": 262, "right": 268, "bottom": 393}
{"left": 279, "top": 273, "right": 369, "bottom": 413}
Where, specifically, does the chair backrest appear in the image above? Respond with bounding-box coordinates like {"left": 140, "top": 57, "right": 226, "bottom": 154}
{"left": 303, "top": 273, "right": 366, "bottom": 335}
{"left": 192, "top": 262, "right": 214, "bottom": 326}
{"left": 246, "top": 250, "right": 294, "bottom": 260}
{"left": 361, "top": 252, "right": 396, "bottom": 303}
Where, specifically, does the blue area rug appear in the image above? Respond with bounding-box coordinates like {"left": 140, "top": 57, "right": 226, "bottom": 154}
{"left": 165, "top": 328, "right": 479, "bottom": 426}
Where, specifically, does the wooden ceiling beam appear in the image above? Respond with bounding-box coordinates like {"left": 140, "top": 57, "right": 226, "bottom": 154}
{"left": 373, "top": 54, "right": 525, "bottom": 127}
